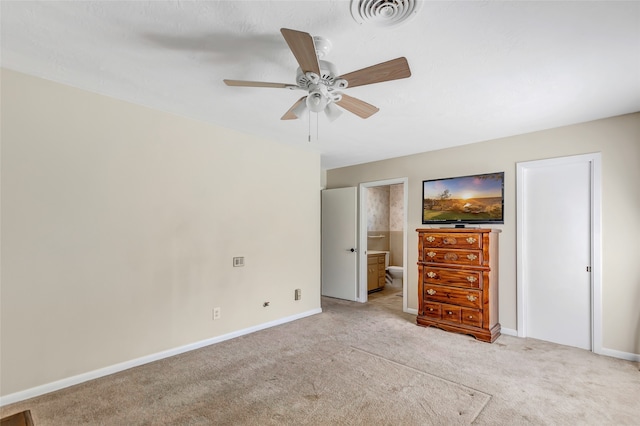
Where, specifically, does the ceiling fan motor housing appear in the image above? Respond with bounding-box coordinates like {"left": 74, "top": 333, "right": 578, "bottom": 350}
{"left": 296, "top": 60, "right": 336, "bottom": 88}
{"left": 296, "top": 60, "right": 348, "bottom": 105}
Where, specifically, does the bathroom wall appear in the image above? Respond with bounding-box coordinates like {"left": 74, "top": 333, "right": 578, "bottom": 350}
{"left": 389, "top": 184, "right": 404, "bottom": 266}
{"left": 367, "top": 184, "right": 404, "bottom": 263}
{"left": 366, "top": 186, "right": 390, "bottom": 251}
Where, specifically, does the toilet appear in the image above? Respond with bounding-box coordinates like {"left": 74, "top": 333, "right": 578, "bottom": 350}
{"left": 386, "top": 265, "right": 403, "bottom": 288}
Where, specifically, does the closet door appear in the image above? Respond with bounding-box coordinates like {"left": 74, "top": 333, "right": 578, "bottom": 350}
{"left": 518, "top": 154, "right": 596, "bottom": 350}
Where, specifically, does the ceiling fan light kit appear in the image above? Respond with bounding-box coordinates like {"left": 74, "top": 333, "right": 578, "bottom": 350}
{"left": 306, "top": 90, "right": 329, "bottom": 113}
{"left": 223, "top": 27, "right": 411, "bottom": 122}
{"left": 324, "top": 102, "right": 344, "bottom": 122}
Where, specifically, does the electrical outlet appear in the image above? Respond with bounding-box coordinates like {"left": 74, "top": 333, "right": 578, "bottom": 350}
{"left": 233, "top": 257, "right": 245, "bottom": 267}
{"left": 295, "top": 289, "right": 301, "bottom": 300}
{"left": 213, "top": 307, "right": 221, "bottom": 320}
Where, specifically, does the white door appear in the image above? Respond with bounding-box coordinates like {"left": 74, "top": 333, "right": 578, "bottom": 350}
{"left": 518, "top": 155, "right": 594, "bottom": 350}
{"left": 321, "top": 187, "right": 358, "bottom": 301}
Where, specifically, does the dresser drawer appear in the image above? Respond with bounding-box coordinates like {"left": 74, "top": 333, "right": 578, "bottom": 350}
{"left": 441, "top": 304, "right": 461, "bottom": 324}
{"left": 422, "top": 248, "right": 483, "bottom": 267}
{"left": 422, "top": 303, "right": 482, "bottom": 327}
{"left": 423, "top": 267, "right": 482, "bottom": 289}
{"left": 422, "top": 233, "right": 482, "bottom": 249}
{"left": 461, "top": 308, "right": 482, "bottom": 327}
{"left": 423, "top": 285, "right": 482, "bottom": 309}
{"left": 422, "top": 302, "right": 441, "bottom": 319}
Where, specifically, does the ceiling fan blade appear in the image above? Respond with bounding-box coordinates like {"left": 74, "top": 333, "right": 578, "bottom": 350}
{"left": 338, "top": 57, "right": 411, "bottom": 89}
{"left": 336, "top": 94, "right": 379, "bottom": 119}
{"left": 224, "top": 79, "right": 296, "bottom": 89}
{"left": 281, "top": 97, "right": 307, "bottom": 120}
{"left": 280, "top": 28, "right": 321, "bottom": 75}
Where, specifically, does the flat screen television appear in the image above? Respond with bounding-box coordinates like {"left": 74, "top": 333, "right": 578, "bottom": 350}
{"left": 422, "top": 172, "right": 504, "bottom": 226}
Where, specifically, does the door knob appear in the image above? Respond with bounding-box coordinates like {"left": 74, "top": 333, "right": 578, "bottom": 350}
{"left": 346, "top": 248, "right": 357, "bottom": 252}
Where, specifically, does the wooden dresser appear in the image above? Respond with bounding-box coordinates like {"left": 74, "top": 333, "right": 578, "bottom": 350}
{"left": 367, "top": 252, "right": 386, "bottom": 293}
{"left": 417, "top": 228, "right": 500, "bottom": 343}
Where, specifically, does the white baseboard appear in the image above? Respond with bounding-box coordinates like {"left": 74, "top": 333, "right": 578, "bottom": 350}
{"left": 405, "top": 308, "right": 418, "bottom": 315}
{"left": 500, "top": 327, "right": 518, "bottom": 337}
{"left": 500, "top": 329, "right": 639, "bottom": 362}
{"left": 599, "top": 347, "right": 640, "bottom": 362}
{"left": 0, "top": 308, "right": 323, "bottom": 407}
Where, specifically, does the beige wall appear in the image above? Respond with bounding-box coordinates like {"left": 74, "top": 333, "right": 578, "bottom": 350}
{"left": 327, "top": 112, "right": 640, "bottom": 356}
{"left": 0, "top": 69, "right": 321, "bottom": 397}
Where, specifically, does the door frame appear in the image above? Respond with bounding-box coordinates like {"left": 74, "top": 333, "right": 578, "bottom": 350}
{"left": 516, "top": 152, "right": 602, "bottom": 354}
{"left": 358, "top": 178, "right": 409, "bottom": 313}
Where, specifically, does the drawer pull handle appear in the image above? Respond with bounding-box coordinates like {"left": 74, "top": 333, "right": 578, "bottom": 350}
{"left": 427, "top": 271, "right": 437, "bottom": 278}
{"left": 426, "top": 236, "right": 436, "bottom": 243}
{"left": 447, "top": 311, "right": 453, "bottom": 315}
{"left": 426, "top": 289, "right": 436, "bottom": 295}
{"left": 467, "top": 254, "right": 478, "bottom": 261}
{"left": 443, "top": 237, "right": 457, "bottom": 245}
{"left": 466, "top": 295, "right": 478, "bottom": 302}
{"left": 429, "top": 308, "right": 434, "bottom": 312}
{"left": 468, "top": 315, "right": 474, "bottom": 319}
{"left": 466, "top": 276, "right": 477, "bottom": 283}
{"left": 444, "top": 253, "right": 458, "bottom": 261}
{"left": 466, "top": 237, "right": 477, "bottom": 244}
{"left": 426, "top": 251, "right": 436, "bottom": 258}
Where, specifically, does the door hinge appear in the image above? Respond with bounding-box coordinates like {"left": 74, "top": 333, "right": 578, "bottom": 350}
{"left": 586, "top": 266, "right": 591, "bottom": 272}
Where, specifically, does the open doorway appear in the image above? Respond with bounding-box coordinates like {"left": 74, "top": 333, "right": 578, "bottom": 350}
{"left": 358, "top": 178, "right": 409, "bottom": 313}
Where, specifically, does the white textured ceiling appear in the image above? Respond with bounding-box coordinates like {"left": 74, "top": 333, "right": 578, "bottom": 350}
{"left": 2, "top": 1, "right": 639, "bottom": 169}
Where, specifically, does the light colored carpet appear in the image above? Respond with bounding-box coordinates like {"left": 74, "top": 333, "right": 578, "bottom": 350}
{"left": 2, "top": 286, "right": 639, "bottom": 425}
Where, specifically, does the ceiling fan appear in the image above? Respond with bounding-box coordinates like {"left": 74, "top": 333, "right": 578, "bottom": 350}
{"left": 223, "top": 28, "right": 411, "bottom": 121}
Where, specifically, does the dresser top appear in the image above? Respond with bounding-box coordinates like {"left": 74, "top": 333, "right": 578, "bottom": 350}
{"left": 416, "top": 228, "right": 501, "bottom": 234}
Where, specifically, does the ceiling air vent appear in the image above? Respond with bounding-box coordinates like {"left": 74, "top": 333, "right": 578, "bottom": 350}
{"left": 350, "top": 0, "right": 423, "bottom": 27}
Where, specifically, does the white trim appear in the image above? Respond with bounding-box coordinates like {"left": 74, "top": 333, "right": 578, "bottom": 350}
{"left": 516, "top": 163, "right": 526, "bottom": 337}
{"left": 590, "top": 155, "right": 603, "bottom": 355}
{"left": 358, "top": 185, "right": 368, "bottom": 303}
{"left": 358, "top": 178, "right": 409, "bottom": 313}
{"left": 500, "top": 327, "right": 518, "bottom": 337}
{"left": 599, "top": 347, "right": 640, "bottom": 362}
{"left": 0, "top": 308, "right": 322, "bottom": 407}
{"left": 499, "top": 333, "right": 637, "bottom": 361}
{"left": 516, "top": 153, "right": 602, "bottom": 354}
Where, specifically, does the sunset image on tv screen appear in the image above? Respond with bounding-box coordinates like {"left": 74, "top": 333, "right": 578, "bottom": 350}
{"left": 423, "top": 173, "right": 503, "bottom": 222}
